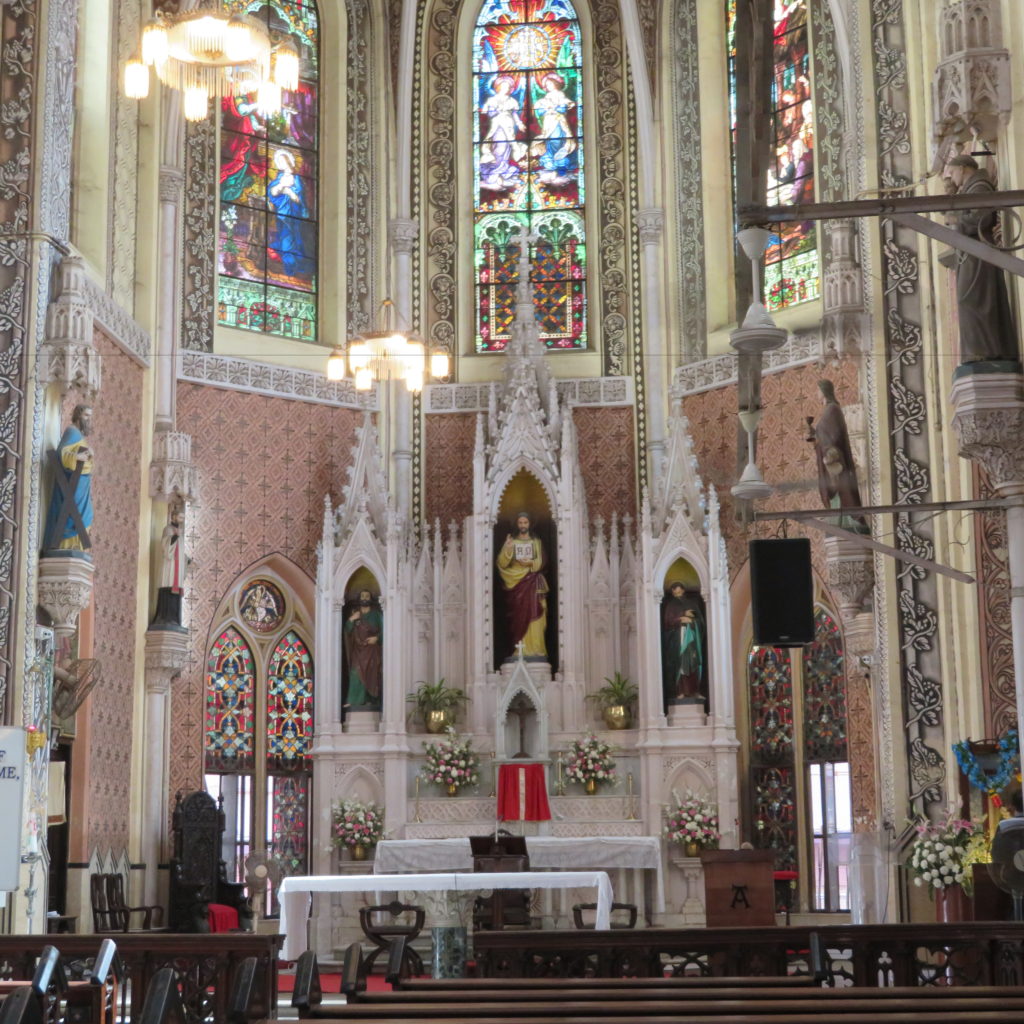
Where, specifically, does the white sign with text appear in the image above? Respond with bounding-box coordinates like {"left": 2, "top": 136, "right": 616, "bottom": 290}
{"left": 0, "top": 729, "right": 26, "bottom": 890}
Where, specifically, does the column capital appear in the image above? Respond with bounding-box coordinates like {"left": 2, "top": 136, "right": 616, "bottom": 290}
{"left": 159, "top": 166, "right": 185, "bottom": 204}
{"left": 636, "top": 207, "right": 664, "bottom": 246}
{"left": 388, "top": 217, "right": 419, "bottom": 254}
{"left": 37, "top": 556, "right": 94, "bottom": 638}
{"left": 951, "top": 369, "right": 1024, "bottom": 495}
{"left": 145, "top": 626, "right": 190, "bottom": 693}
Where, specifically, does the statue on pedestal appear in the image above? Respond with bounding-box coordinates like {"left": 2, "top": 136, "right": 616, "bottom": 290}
{"left": 43, "top": 404, "right": 94, "bottom": 553}
{"left": 343, "top": 588, "right": 383, "bottom": 709}
{"left": 944, "top": 155, "right": 1020, "bottom": 367}
{"left": 806, "top": 379, "right": 869, "bottom": 534}
{"left": 661, "top": 582, "right": 705, "bottom": 706}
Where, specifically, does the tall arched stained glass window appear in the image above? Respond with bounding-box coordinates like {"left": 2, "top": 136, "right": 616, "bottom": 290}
{"left": 205, "top": 627, "right": 256, "bottom": 772}
{"left": 473, "top": 0, "right": 586, "bottom": 352}
{"left": 727, "top": 0, "right": 819, "bottom": 312}
{"left": 217, "top": 0, "right": 319, "bottom": 341}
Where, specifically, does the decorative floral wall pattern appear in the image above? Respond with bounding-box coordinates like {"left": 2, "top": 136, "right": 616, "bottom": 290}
{"left": 424, "top": 413, "right": 477, "bottom": 528}
{"left": 169, "top": 385, "right": 361, "bottom": 801}
{"left": 86, "top": 333, "right": 145, "bottom": 851}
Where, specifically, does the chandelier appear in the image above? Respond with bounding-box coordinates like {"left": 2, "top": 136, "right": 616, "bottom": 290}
{"left": 326, "top": 301, "right": 450, "bottom": 393}
{"left": 123, "top": 3, "right": 300, "bottom": 122}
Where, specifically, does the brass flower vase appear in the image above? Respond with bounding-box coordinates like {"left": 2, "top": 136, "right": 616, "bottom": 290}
{"left": 684, "top": 841, "right": 700, "bottom": 858}
{"left": 426, "top": 710, "right": 451, "bottom": 734}
{"left": 352, "top": 844, "right": 368, "bottom": 861}
{"left": 602, "top": 704, "right": 631, "bottom": 730}
{"left": 585, "top": 778, "right": 597, "bottom": 795}
{"left": 446, "top": 782, "right": 458, "bottom": 796}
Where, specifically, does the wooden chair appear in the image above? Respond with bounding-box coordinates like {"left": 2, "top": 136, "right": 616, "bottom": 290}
{"left": 572, "top": 901, "right": 638, "bottom": 929}
{"left": 358, "top": 901, "right": 425, "bottom": 976}
{"left": 90, "top": 873, "right": 162, "bottom": 932}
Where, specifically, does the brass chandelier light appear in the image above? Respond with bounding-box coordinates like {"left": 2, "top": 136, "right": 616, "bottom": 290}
{"left": 123, "top": 2, "right": 300, "bottom": 122}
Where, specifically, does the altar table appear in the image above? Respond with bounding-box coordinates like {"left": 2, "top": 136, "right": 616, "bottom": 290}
{"left": 374, "top": 836, "right": 665, "bottom": 913}
{"left": 277, "top": 870, "right": 615, "bottom": 959}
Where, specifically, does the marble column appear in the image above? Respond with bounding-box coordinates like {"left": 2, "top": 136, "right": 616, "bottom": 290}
{"left": 389, "top": 218, "right": 419, "bottom": 519}
{"left": 951, "top": 370, "right": 1024, "bottom": 730}
{"left": 141, "top": 627, "right": 190, "bottom": 908}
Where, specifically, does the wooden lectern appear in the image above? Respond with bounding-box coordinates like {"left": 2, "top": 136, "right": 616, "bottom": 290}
{"left": 700, "top": 849, "right": 777, "bottom": 927}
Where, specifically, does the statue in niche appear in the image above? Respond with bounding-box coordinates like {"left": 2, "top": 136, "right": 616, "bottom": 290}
{"left": 43, "top": 404, "right": 94, "bottom": 553}
{"left": 496, "top": 512, "right": 549, "bottom": 662}
{"left": 806, "top": 379, "right": 869, "bottom": 535}
{"left": 661, "top": 582, "right": 706, "bottom": 706}
{"left": 944, "top": 154, "right": 1020, "bottom": 366}
{"left": 343, "top": 588, "right": 383, "bottom": 709}
{"left": 152, "top": 499, "right": 188, "bottom": 627}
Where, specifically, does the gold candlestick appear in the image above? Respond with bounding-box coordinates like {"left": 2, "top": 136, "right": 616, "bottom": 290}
{"left": 626, "top": 772, "right": 637, "bottom": 820}
{"left": 488, "top": 751, "right": 497, "bottom": 797}
{"left": 556, "top": 751, "right": 565, "bottom": 796}
{"left": 414, "top": 775, "right": 422, "bottom": 823}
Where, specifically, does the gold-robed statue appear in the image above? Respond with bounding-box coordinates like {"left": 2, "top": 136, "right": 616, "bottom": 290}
{"left": 496, "top": 511, "right": 549, "bottom": 660}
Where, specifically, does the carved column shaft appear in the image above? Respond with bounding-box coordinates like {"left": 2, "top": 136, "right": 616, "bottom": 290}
{"left": 636, "top": 207, "right": 666, "bottom": 489}
{"left": 389, "top": 218, "right": 418, "bottom": 519}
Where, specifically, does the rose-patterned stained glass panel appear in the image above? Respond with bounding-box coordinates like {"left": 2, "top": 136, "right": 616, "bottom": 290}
{"left": 802, "top": 608, "right": 848, "bottom": 762}
{"left": 267, "top": 773, "right": 309, "bottom": 913}
{"left": 749, "top": 645, "right": 794, "bottom": 763}
{"left": 205, "top": 626, "right": 256, "bottom": 772}
{"left": 218, "top": 0, "right": 320, "bottom": 340}
{"left": 751, "top": 765, "right": 798, "bottom": 869}
{"left": 473, "top": 0, "right": 585, "bottom": 352}
{"left": 267, "top": 630, "right": 314, "bottom": 770}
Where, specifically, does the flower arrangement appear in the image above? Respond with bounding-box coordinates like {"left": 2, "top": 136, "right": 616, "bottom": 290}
{"left": 953, "top": 729, "right": 1020, "bottom": 803}
{"left": 565, "top": 733, "right": 616, "bottom": 789}
{"left": 331, "top": 798, "right": 386, "bottom": 850}
{"left": 906, "top": 814, "right": 982, "bottom": 896}
{"left": 422, "top": 727, "right": 480, "bottom": 793}
{"left": 664, "top": 792, "right": 722, "bottom": 851}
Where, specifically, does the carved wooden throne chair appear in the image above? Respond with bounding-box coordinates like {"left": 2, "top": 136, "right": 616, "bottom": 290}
{"left": 168, "top": 790, "right": 253, "bottom": 932}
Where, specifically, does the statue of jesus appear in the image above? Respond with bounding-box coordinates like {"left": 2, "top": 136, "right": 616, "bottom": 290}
{"left": 496, "top": 511, "right": 549, "bottom": 661}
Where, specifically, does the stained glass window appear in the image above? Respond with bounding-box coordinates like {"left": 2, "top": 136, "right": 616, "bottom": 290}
{"left": 217, "top": 0, "right": 319, "bottom": 341}
{"left": 267, "top": 630, "right": 314, "bottom": 769}
{"left": 473, "top": 0, "right": 586, "bottom": 352}
{"left": 727, "top": 0, "right": 819, "bottom": 312}
{"left": 205, "top": 627, "right": 256, "bottom": 772}
{"left": 802, "top": 609, "right": 848, "bottom": 762}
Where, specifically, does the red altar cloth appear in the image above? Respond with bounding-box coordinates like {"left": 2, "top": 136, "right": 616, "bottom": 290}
{"left": 207, "top": 902, "right": 239, "bottom": 933}
{"left": 497, "top": 762, "right": 552, "bottom": 822}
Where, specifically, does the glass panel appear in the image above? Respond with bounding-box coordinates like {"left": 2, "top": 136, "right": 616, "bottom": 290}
{"left": 204, "top": 626, "right": 256, "bottom": 772}
{"left": 205, "top": 771, "right": 252, "bottom": 885}
{"left": 265, "top": 774, "right": 310, "bottom": 915}
{"left": 474, "top": 0, "right": 585, "bottom": 351}
{"left": 751, "top": 765, "right": 798, "bottom": 869}
{"left": 219, "top": 0, "right": 320, "bottom": 340}
{"left": 267, "top": 630, "right": 314, "bottom": 770}
{"left": 802, "top": 608, "right": 848, "bottom": 761}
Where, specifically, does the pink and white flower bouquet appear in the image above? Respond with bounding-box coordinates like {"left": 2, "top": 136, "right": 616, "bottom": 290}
{"left": 331, "top": 798, "right": 386, "bottom": 850}
{"left": 664, "top": 792, "right": 721, "bottom": 849}
{"left": 422, "top": 727, "right": 480, "bottom": 793}
{"left": 565, "top": 733, "right": 616, "bottom": 789}
{"left": 907, "top": 814, "right": 981, "bottom": 896}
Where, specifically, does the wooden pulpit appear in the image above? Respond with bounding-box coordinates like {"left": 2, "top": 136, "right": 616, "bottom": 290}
{"left": 700, "top": 849, "right": 777, "bottom": 927}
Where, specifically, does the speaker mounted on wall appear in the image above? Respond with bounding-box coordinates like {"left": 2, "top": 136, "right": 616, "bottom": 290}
{"left": 749, "top": 538, "right": 815, "bottom": 647}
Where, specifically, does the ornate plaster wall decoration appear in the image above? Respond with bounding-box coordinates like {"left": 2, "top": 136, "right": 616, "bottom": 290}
{"left": 346, "top": 0, "right": 378, "bottom": 337}
{"left": 425, "top": 377, "right": 633, "bottom": 413}
{"left": 671, "top": 0, "right": 706, "bottom": 362}
{"left": 871, "top": 0, "right": 944, "bottom": 821}
{"left": 110, "top": 0, "right": 140, "bottom": 301}
{"left": 181, "top": 120, "right": 216, "bottom": 353}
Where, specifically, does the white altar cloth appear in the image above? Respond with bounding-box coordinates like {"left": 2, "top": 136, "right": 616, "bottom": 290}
{"left": 374, "top": 836, "right": 665, "bottom": 912}
{"left": 277, "top": 870, "right": 614, "bottom": 958}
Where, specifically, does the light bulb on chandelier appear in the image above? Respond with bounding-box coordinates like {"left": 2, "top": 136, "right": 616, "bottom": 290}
{"left": 123, "top": 2, "right": 302, "bottom": 120}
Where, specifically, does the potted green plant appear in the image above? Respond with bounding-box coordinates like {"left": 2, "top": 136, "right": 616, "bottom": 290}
{"left": 407, "top": 679, "right": 469, "bottom": 733}
{"left": 587, "top": 672, "right": 638, "bottom": 729}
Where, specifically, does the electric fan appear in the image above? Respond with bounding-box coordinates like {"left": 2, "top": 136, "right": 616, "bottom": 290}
{"left": 988, "top": 816, "right": 1024, "bottom": 921}
{"left": 243, "top": 849, "right": 285, "bottom": 928}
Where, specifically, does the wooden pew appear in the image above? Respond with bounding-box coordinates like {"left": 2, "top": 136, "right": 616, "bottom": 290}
{"left": 136, "top": 969, "right": 187, "bottom": 1024}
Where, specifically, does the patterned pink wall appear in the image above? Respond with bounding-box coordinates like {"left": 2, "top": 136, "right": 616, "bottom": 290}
{"left": 574, "top": 406, "right": 637, "bottom": 524}
{"left": 424, "top": 413, "right": 476, "bottom": 528}
{"left": 85, "top": 332, "right": 145, "bottom": 852}
{"left": 170, "top": 385, "right": 362, "bottom": 800}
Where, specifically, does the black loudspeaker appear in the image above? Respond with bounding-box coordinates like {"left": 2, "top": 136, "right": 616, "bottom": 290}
{"left": 750, "top": 538, "right": 815, "bottom": 646}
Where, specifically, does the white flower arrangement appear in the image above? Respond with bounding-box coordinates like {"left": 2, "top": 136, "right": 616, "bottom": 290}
{"left": 422, "top": 727, "right": 480, "bottom": 792}
{"left": 331, "top": 798, "right": 386, "bottom": 849}
{"left": 565, "top": 733, "right": 616, "bottom": 788}
{"left": 906, "top": 814, "right": 980, "bottom": 896}
{"left": 664, "top": 791, "right": 722, "bottom": 849}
